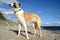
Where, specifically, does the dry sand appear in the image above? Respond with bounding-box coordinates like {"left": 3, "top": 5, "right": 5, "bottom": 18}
{"left": 0, "top": 22, "right": 60, "bottom": 40}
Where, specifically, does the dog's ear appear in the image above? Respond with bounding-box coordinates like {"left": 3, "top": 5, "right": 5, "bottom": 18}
{"left": 19, "top": 3, "right": 21, "bottom": 6}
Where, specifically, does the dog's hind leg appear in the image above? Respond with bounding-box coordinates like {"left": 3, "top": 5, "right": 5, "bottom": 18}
{"left": 38, "top": 23, "right": 42, "bottom": 37}
{"left": 32, "top": 23, "right": 36, "bottom": 36}
{"left": 17, "top": 24, "right": 21, "bottom": 37}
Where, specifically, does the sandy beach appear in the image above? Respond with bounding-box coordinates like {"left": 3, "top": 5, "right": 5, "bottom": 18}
{"left": 0, "top": 21, "right": 60, "bottom": 40}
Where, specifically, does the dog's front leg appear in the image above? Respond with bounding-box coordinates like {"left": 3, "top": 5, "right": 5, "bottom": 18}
{"left": 17, "top": 24, "right": 21, "bottom": 37}
{"left": 25, "top": 25, "right": 29, "bottom": 39}
{"left": 23, "top": 23, "right": 29, "bottom": 39}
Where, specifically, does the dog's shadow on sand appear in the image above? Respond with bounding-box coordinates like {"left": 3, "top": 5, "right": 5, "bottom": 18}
{"left": 10, "top": 29, "right": 34, "bottom": 38}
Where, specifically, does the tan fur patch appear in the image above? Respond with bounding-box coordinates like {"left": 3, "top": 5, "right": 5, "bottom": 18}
{"left": 22, "top": 12, "right": 41, "bottom": 24}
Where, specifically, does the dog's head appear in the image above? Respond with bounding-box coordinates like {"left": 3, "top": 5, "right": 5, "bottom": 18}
{"left": 9, "top": 3, "right": 21, "bottom": 8}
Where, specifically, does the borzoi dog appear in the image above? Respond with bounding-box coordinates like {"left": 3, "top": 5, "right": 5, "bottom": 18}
{"left": 9, "top": 3, "right": 42, "bottom": 39}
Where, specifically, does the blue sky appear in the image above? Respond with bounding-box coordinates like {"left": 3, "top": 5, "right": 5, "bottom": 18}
{"left": 0, "top": 0, "right": 60, "bottom": 26}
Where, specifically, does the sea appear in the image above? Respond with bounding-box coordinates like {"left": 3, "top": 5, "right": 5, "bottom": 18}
{"left": 43, "top": 26, "right": 60, "bottom": 31}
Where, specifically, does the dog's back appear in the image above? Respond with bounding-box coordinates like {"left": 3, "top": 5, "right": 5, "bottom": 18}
{"left": 23, "top": 12, "right": 41, "bottom": 24}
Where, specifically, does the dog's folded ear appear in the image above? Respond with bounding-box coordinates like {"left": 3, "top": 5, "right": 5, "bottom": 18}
{"left": 9, "top": 4, "right": 11, "bottom": 6}
{"left": 19, "top": 3, "right": 21, "bottom": 6}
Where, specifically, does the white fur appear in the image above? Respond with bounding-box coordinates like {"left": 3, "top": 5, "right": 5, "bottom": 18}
{"left": 15, "top": 8, "right": 24, "bottom": 22}
{"left": 15, "top": 8, "right": 29, "bottom": 39}
{"left": 17, "top": 24, "right": 21, "bottom": 37}
{"left": 32, "top": 23, "right": 36, "bottom": 36}
{"left": 10, "top": 3, "right": 14, "bottom": 7}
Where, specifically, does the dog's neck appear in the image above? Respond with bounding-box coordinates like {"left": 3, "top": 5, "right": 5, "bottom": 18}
{"left": 14, "top": 8, "right": 24, "bottom": 15}
{"left": 14, "top": 8, "right": 21, "bottom": 13}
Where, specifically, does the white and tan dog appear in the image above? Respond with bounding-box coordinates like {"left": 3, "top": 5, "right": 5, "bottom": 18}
{"left": 9, "top": 3, "right": 42, "bottom": 39}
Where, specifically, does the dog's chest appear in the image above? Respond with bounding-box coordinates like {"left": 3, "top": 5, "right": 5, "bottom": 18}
{"left": 15, "top": 10, "right": 25, "bottom": 23}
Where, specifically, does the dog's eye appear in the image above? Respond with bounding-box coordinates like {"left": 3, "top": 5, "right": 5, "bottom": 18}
{"left": 14, "top": 3, "right": 15, "bottom": 4}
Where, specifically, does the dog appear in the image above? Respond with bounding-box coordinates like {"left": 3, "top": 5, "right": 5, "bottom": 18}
{"left": 9, "top": 3, "right": 42, "bottom": 39}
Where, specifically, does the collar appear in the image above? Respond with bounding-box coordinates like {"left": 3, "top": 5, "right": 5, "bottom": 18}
{"left": 14, "top": 8, "right": 21, "bottom": 13}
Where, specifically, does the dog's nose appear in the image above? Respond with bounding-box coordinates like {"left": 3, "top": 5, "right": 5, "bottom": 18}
{"left": 9, "top": 4, "right": 11, "bottom": 6}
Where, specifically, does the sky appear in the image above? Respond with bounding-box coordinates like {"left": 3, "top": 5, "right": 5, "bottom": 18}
{"left": 0, "top": 0, "right": 60, "bottom": 26}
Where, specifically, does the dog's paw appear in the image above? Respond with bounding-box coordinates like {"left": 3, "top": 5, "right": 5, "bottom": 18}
{"left": 40, "top": 34, "right": 42, "bottom": 37}
{"left": 17, "top": 35, "right": 19, "bottom": 37}
{"left": 27, "top": 37, "right": 29, "bottom": 39}
{"left": 33, "top": 33, "right": 36, "bottom": 36}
